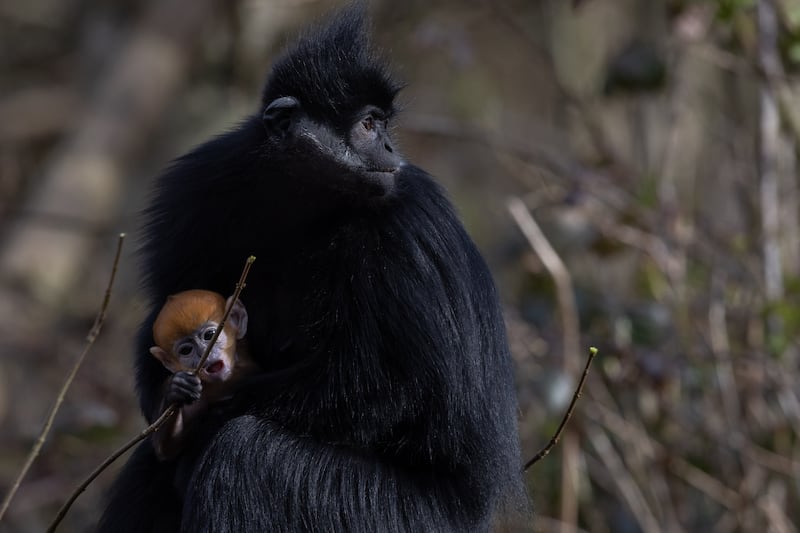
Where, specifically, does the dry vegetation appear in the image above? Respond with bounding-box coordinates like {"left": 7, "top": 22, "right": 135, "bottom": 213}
{"left": 1, "top": 0, "right": 800, "bottom": 531}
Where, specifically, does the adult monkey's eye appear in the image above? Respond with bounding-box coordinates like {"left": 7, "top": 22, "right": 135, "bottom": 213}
{"left": 362, "top": 116, "right": 375, "bottom": 131}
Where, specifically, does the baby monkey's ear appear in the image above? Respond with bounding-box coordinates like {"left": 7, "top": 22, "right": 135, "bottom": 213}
{"left": 226, "top": 297, "right": 248, "bottom": 340}
{"left": 149, "top": 346, "right": 183, "bottom": 374}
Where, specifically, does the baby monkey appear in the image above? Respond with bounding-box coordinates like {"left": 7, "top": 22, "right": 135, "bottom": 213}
{"left": 149, "top": 289, "right": 255, "bottom": 460}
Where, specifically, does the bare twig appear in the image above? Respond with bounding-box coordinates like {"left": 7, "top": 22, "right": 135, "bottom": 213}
{"left": 524, "top": 347, "right": 598, "bottom": 470}
{"left": 507, "top": 196, "right": 581, "bottom": 528}
{"left": 757, "top": 0, "right": 785, "bottom": 338}
{"left": 507, "top": 197, "right": 580, "bottom": 375}
{"left": 533, "top": 515, "right": 592, "bottom": 533}
{"left": 0, "top": 233, "right": 126, "bottom": 524}
{"left": 193, "top": 256, "right": 255, "bottom": 373}
{"left": 592, "top": 217, "right": 681, "bottom": 297}
{"left": 757, "top": 481, "right": 798, "bottom": 533}
{"left": 47, "top": 255, "right": 256, "bottom": 533}
{"left": 402, "top": 113, "right": 578, "bottom": 180}
{"left": 708, "top": 271, "right": 741, "bottom": 430}
{"left": 478, "top": 0, "right": 622, "bottom": 167}
{"left": 585, "top": 425, "right": 661, "bottom": 533}
{"left": 743, "top": 441, "right": 800, "bottom": 478}
{"left": 586, "top": 401, "right": 741, "bottom": 509}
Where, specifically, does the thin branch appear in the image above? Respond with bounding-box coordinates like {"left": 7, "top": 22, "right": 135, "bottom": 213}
{"left": 524, "top": 347, "right": 598, "bottom": 470}
{"left": 193, "top": 255, "right": 255, "bottom": 373}
{"left": 507, "top": 196, "right": 582, "bottom": 528}
{"left": 507, "top": 197, "right": 580, "bottom": 372}
{"left": 757, "top": 0, "right": 785, "bottom": 337}
{"left": 47, "top": 255, "right": 256, "bottom": 533}
{"left": 478, "top": 0, "right": 622, "bottom": 167}
{"left": 757, "top": 482, "right": 798, "bottom": 533}
{"left": 46, "top": 404, "right": 176, "bottom": 533}
{"left": 585, "top": 401, "right": 741, "bottom": 509}
{"left": 508, "top": 196, "right": 591, "bottom": 473}
{"left": 585, "top": 425, "right": 661, "bottom": 533}
{"left": 533, "top": 514, "right": 592, "bottom": 533}
{"left": 708, "top": 271, "right": 741, "bottom": 428}
{"left": 0, "top": 233, "right": 126, "bottom": 524}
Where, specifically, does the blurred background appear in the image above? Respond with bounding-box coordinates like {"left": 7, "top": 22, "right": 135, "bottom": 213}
{"left": 1, "top": 0, "right": 799, "bottom": 531}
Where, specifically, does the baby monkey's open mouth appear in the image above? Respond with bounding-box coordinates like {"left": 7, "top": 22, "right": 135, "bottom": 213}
{"left": 205, "top": 360, "right": 225, "bottom": 374}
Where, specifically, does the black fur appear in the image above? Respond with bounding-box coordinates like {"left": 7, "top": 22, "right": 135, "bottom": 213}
{"left": 262, "top": 6, "right": 400, "bottom": 129}
{"left": 98, "top": 5, "right": 524, "bottom": 532}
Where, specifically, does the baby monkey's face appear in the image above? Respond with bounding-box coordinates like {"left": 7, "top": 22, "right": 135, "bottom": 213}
{"left": 170, "top": 321, "right": 235, "bottom": 383}
{"left": 149, "top": 290, "right": 249, "bottom": 384}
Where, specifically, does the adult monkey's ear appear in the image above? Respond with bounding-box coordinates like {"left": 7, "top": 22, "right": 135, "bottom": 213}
{"left": 263, "top": 96, "right": 300, "bottom": 138}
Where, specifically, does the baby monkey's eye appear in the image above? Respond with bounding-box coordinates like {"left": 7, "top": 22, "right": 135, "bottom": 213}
{"left": 178, "top": 344, "right": 193, "bottom": 356}
{"left": 202, "top": 328, "right": 216, "bottom": 341}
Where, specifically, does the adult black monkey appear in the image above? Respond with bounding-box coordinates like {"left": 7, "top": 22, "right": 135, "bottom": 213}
{"left": 100, "top": 4, "right": 525, "bottom": 532}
